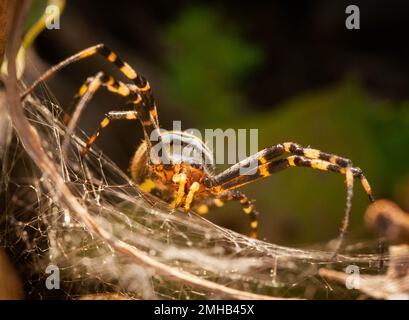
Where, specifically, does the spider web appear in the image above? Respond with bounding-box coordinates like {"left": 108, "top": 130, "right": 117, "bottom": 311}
{"left": 0, "top": 93, "right": 389, "bottom": 300}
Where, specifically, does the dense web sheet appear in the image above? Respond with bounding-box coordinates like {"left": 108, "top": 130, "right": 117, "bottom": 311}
{"left": 0, "top": 94, "right": 389, "bottom": 299}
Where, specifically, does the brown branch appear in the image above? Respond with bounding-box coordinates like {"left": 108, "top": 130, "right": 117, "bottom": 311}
{"left": 0, "top": 248, "right": 24, "bottom": 299}
{"left": 319, "top": 244, "right": 409, "bottom": 299}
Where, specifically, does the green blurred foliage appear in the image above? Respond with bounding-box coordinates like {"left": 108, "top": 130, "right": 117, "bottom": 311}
{"left": 234, "top": 82, "right": 409, "bottom": 244}
{"left": 26, "top": 0, "right": 49, "bottom": 31}
{"left": 161, "top": 6, "right": 409, "bottom": 245}
{"left": 163, "top": 6, "right": 263, "bottom": 125}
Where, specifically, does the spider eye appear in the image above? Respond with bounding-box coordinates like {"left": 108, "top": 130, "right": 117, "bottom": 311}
{"left": 203, "top": 177, "right": 213, "bottom": 188}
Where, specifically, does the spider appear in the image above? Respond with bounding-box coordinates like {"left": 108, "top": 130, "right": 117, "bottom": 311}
{"left": 22, "top": 44, "right": 375, "bottom": 251}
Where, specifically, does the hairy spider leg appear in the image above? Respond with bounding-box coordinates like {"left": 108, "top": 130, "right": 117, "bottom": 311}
{"left": 210, "top": 142, "right": 374, "bottom": 202}
{"left": 81, "top": 110, "right": 139, "bottom": 157}
{"left": 208, "top": 143, "right": 374, "bottom": 250}
{"left": 194, "top": 198, "right": 225, "bottom": 215}
{"left": 21, "top": 43, "right": 159, "bottom": 128}
{"left": 184, "top": 182, "right": 200, "bottom": 211}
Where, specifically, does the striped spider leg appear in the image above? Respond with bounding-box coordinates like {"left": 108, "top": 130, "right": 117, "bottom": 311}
{"left": 204, "top": 142, "right": 374, "bottom": 252}
{"left": 21, "top": 44, "right": 160, "bottom": 155}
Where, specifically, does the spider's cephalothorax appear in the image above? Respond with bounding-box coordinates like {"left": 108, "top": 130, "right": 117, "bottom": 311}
{"left": 22, "top": 44, "right": 375, "bottom": 251}
{"left": 129, "top": 130, "right": 216, "bottom": 212}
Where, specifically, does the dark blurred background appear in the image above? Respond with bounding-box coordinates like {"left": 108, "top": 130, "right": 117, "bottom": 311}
{"left": 26, "top": 0, "right": 409, "bottom": 246}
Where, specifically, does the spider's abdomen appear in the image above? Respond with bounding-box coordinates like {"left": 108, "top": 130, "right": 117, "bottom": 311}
{"left": 154, "top": 131, "right": 215, "bottom": 174}
{"left": 130, "top": 140, "right": 149, "bottom": 184}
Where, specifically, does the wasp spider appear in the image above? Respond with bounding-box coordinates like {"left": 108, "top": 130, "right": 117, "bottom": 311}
{"left": 22, "top": 44, "right": 375, "bottom": 252}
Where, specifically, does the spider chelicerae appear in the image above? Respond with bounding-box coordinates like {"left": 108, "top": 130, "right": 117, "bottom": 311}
{"left": 22, "top": 44, "right": 375, "bottom": 252}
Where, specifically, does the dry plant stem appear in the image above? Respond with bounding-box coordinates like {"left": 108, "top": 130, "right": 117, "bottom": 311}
{"left": 0, "top": 0, "right": 12, "bottom": 65}
{"left": 332, "top": 168, "right": 354, "bottom": 257}
{"left": 78, "top": 293, "right": 132, "bottom": 300}
{"left": 5, "top": 1, "right": 282, "bottom": 300}
{"left": 0, "top": 90, "right": 12, "bottom": 159}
